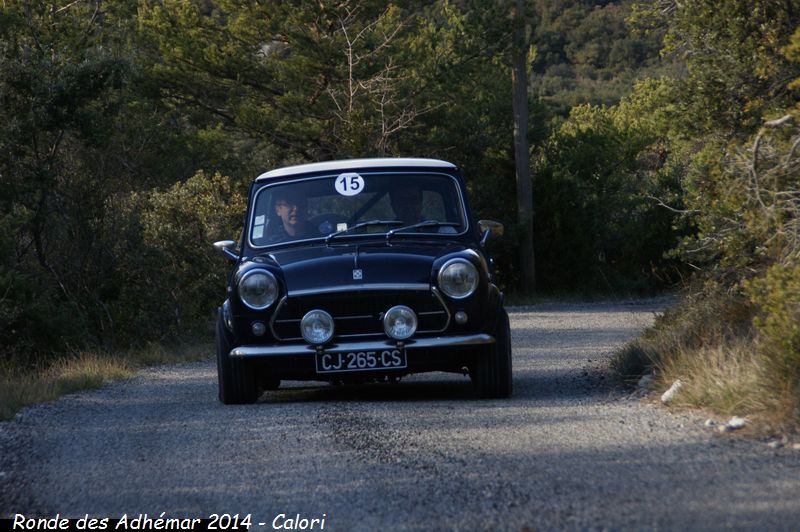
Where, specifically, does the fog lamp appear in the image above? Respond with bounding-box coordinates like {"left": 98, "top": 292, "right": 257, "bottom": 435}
{"left": 454, "top": 311, "right": 468, "bottom": 325}
{"left": 383, "top": 305, "right": 418, "bottom": 340}
{"left": 301, "top": 310, "right": 334, "bottom": 345}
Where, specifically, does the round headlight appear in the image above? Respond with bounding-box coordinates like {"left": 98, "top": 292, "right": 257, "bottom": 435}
{"left": 383, "top": 305, "right": 418, "bottom": 340}
{"left": 238, "top": 270, "right": 278, "bottom": 310}
{"left": 301, "top": 309, "right": 334, "bottom": 345}
{"left": 437, "top": 259, "right": 479, "bottom": 299}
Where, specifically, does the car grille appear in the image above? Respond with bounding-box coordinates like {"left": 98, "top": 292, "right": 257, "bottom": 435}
{"left": 270, "top": 289, "right": 450, "bottom": 341}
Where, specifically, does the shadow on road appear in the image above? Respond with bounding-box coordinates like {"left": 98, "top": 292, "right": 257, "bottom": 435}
{"left": 260, "top": 378, "right": 475, "bottom": 404}
{"left": 258, "top": 365, "right": 619, "bottom": 406}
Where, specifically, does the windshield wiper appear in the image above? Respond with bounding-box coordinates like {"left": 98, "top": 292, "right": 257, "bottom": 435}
{"left": 386, "top": 220, "right": 461, "bottom": 242}
{"left": 325, "top": 219, "right": 403, "bottom": 244}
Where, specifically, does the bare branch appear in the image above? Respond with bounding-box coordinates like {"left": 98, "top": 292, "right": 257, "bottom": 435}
{"left": 23, "top": 2, "right": 44, "bottom": 53}
{"left": 763, "top": 114, "right": 794, "bottom": 128}
{"left": 785, "top": 135, "right": 800, "bottom": 165}
{"left": 645, "top": 195, "right": 699, "bottom": 214}
{"left": 326, "top": 87, "right": 343, "bottom": 113}
{"left": 751, "top": 132, "right": 768, "bottom": 209}
{"left": 55, "top": 0, "right": 86, "bottom": 14}
{"left": 658, "top": 0, "right": 679, "bottom": 16}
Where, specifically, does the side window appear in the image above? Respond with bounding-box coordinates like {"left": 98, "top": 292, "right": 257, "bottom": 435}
{"left": 250, "top": 191, "right": 273, "bottom": 244}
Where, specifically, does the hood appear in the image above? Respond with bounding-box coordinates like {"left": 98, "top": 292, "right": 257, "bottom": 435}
{"left": 266, "top": 241, "right": 466, "bottom": 294}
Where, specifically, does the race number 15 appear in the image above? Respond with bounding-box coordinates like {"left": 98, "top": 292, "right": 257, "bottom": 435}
{"left": 335, "top": 173, "right": 365, "bottom": 196}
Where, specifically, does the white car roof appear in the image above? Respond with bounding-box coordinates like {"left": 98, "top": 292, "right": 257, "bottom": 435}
{"left": 255, "top": 158, "right": 457, "bottom": 181}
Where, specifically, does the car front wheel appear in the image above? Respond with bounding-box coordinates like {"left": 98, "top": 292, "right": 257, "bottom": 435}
{"left": 216, "top": 308, "right": 259, "bottom": 404}
{"left": 472, "top": 309, "right": 513, "bottom": 398}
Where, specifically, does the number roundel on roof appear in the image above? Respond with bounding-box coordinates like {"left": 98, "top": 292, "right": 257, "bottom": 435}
{"left": 335, "top": 173, "right": 365, "bottom": 196}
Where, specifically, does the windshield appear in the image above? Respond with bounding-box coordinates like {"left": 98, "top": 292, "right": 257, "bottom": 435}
{"left": 248, "top": 172, "right": 467, "bottom": 248}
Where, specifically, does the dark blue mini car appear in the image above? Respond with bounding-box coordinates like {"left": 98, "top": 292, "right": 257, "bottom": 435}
{"left": 213, "top": 158, "right": 511, "bottom": 404}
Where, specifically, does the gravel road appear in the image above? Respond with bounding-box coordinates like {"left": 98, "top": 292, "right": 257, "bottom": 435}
{"left": 3, "top": 300, "right": 800, "bottom": 530}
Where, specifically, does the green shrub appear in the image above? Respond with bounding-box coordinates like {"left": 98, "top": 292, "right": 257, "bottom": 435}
{"left": 138, "top": 170, "right": 246, "bottom": 335}
{"left": 534, "top": 79, "right": 686, "bottom": 293}
{"left": 614, "top": 112, "right": 800, "bottom": 430}
{"left": 748, "top": 263, "right": 800, "bottom": 424}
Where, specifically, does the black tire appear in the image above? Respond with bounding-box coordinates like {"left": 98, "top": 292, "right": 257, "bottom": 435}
{"left": 472, "top": 308, "right": 513, "bottom": 399}
{"left": 216, "top": 309, "right": 259, "bottom": 404}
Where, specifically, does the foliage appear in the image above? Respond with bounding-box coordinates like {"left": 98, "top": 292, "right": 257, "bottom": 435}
{"left": 0, "top": 0, "right": 237, "bottom": 357}
{"left": 749, "top": 263, "right": 800, "bottom": 392}
{"left": 616, "top": 114, "right": 800, "bottom": 428}
{"left": 0, "top": 0, "right": 133, "bottom": 354}
{"left": 139, "top": 171, "right": 247, "bottom": 336}
{"left": 742, "top": 124, "right": 800, "bottom": 425}
{"left": 531, "top": 0, "right": 666, "bottom": 117}
{"left": 600, "top": 2, "right": 800, "bottom": 429}
{"left": 534, "top": 78, "right": 684, "bottom": 292}
{"left": 646, "top": 0, "right": 799, "bottom": 137}
{"left": 786, "top": 26, "right": 800, "bottom": 96}
{"left": 136, "top": 1, "right": 510, "bottom": 161}
{"left": 617, "top": 80, "right": 800, "bottom": 431}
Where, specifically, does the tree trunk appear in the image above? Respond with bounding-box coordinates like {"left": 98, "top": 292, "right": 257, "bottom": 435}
{"left": 512, "top": 0, "right": 535, "bottom": 294}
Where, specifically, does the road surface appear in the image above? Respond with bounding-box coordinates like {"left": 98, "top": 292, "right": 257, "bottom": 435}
{"left": 2, "top": 301, "right": 799, "bottom": 530}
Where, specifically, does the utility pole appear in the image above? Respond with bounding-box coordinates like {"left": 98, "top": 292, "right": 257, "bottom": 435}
{"left": 512, "top": 0, "right": 535, "bottom": 293}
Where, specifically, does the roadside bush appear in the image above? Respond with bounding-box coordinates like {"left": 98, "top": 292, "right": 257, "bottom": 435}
{"left": 534, "top": 79, "right": 684, "bottom": 293}
{"left": 748, "top": 263, "right": 800, "bottom": 426}
{"left": 615, "top": 119, "right": 800, "bottom": 431}
{"left": 613, "top": 284, "right": 754, "bottom": 378}
{"left": 138, "top": 170, "right": 247, "bottom": 336}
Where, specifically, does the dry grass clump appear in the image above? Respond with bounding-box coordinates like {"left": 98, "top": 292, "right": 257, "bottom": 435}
{"left": 657, "top": 342, "right": 767, "bottom": 415}
{"left": 613, "top": 288, "right": 798, "bottom": 433}
{"left": 613, "top": 289, "right": 753, "bottom": 379}
{"left": 0, "top": 342, "right": 209, "bottom": 421}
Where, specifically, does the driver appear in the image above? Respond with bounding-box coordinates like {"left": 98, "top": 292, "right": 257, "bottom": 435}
{"left": 268, "top": 188, "right": 315, "bottom": 242}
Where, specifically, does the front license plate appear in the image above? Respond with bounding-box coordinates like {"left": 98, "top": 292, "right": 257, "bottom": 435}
{"left": 315, "top": 348, "right": 407, "bottom": 374}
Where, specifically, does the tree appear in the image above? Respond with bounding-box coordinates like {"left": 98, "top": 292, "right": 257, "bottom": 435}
{"left": 513, "top": 0, "right": 535, "bottom": 293}
{"left": 0, "top": 1, "right": 132, "bottom": 352}
{"left": 533, "top": 79, "right": 684, "bottom": 292}
{"left": 633, "top": 0, "right": 800, "bottom": 138}
{"left": 0, "top": 1, "right": 237, "bottom": 355}
{"left": 137, "top": 1, "right": 471, "bottom": 161}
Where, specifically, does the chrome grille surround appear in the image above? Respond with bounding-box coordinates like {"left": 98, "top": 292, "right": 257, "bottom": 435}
{"left": 269, "top": 287, "right": 450, "bottom": 341}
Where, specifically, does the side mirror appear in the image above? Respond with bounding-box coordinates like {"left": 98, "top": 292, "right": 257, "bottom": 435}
{"left": 478, "top": 220, "right": 504, "bottom": 247}
{"left": 213, "top": 240, "right": 239, "bottom": 261}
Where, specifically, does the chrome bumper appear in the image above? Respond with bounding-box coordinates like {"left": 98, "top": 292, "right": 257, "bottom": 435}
{"left": 229, "top": 333, "right": 494, "bottom": 358}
